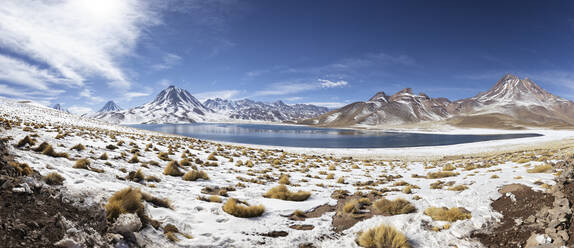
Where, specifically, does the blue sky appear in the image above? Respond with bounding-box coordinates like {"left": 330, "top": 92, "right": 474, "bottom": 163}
{"left": 0, "top": 0, "right": 573, "bottom": 113}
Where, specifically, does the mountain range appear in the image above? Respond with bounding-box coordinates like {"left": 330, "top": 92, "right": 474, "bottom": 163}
{"left": 86, "top": 74, "right": 574, "bottom": 128}
{"left": 301, "top": 74, "right": 574, "bottom": 129}
{"left": 88, "top": 86, "right": 328, "bottom": 124}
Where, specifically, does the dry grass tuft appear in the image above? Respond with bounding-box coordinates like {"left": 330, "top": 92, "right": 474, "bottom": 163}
{"left": 35, "top": 142, "right": 69, "bottom": 158}
{"left": 263, "top": 185, "right": 311, "bottom": 201}
{"left": 73, "top": 158, "right": 91, "bottom": 170}
{"left": 183, "top": 170, "right": 209, "bottom": 181}
{"left": 99, "top": 152, "right": 109, "bottom": 160}
{"left": 16, "top": 135, "right": 35, "bottom": 147}
{"left": 527, "top": 164, "right": 552, "bottom": 173}
{"left": 424, "top": 207, "right": 471, "bottom": 222}
{"left": 8, "top": 161, "right": 33, "bottom": 176}
{"left": 127, "top": 169, "right": 145, "bottom": 182}
{"left": 70, "top": 143, "right": 85, "bottom": 151}
{"left": 356, "top": 224, "right": 410, "bottom": 248}
{"left": 448, "top": 185, "right": 468, "bottom": 191}
{"left": 163, "top": 161, "right": 183, "bottom": 176}
{"left": 278, "top": 174, "right": 290, "bottom": 185}
{"left": 222, "top": 198, "right": 264, "bottom": 218}
{"left": 105, "top": 187, "right": 145, "bottom": 223}
{"left": 43, "top": 172, "right": 65, "bottom": 185}
{"left": 426, "top": 171, "right": 458, "bottom": 179}
{"left": 128, "top": 154, "right": 140, "bottom": 163}
{"left": 373, "top": 198, "right": 416, "bottom": 216}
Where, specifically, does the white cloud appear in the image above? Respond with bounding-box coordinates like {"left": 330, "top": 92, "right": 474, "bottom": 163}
{"left": 158, "top": 79, "right": 173, "bottom": 87}
{"left": 0, "top": 54, "right": 70, "bottom": 90}
{"left": 124, "top": 92, "right": 151, "bottom": 101}
{"left": 151, "top": 53, "right": 183, "bottom": 71}
{"left": 318, "top": 79, "right": 348, "bottom": 88}
{"left": 304, "top": 101, "right": 348, "bottom": 108}
{"left": 195, "top": 90, "right": 240, "bottom": 101}
{"left": 68, "top": 106, "right": 93, "bottom": 114}
{"left": 0, "top": 84, "right": 63, "bottom": 99}
{"left": 80, "top": 88, "right": 105, "bottom": 103}
{"left": 255, "top": 79, "right": 350, "bottom": 97}
{"left": 0, "top": 0, "right": 159, "bottom": 90}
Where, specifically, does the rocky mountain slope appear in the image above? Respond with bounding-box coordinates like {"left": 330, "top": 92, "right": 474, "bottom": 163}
{"left": 98, "top": 101, "right": 122, "bottom": 112}
{"left": 90, "top": 86, "right": 214, "bottom": 124}
{"left": 204, "top": 98, "right": 328, "bottom": 122}
{"left": 52, "top": 104, "right": 69, "bottom": 113}
{"left": 302, "top": 74, "right": 574, "bottom": 129}
{"left": 90, "top": 86, "right": 327, "bottom": 124}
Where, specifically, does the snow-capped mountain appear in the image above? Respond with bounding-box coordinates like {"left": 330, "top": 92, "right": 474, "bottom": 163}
{"left": 91, "top": 86, "right": 213, "bottom": 124}
{"left": 302, "top": 74, "right": 574, "bottom": 128}
{"left": 301, "top": 88, "right": 451, "bottom": 126}
{"left": 98, "top": 101, "right": 122, "bottom": 112}
{"left": 447, "top": 74, "right": 574, "bottom": 128}
{"left": 204, "top": 98, "right": 329, "bottom": 122}
{"left": 52, "top": 103, "right": 70, "bottom": 113}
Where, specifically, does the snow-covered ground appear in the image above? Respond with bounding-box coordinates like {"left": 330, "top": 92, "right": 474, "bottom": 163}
{"left": 1, "top": 97, "right": 572, "bottom": 247}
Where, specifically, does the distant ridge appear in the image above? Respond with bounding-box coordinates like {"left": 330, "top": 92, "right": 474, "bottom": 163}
{"left": 301, "top": 74, "right": 574, "bottom": 129}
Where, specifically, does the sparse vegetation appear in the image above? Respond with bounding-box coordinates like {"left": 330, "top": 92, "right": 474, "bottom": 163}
{"left": 424, "top": 207, "right": 471, "bottom": 222}
{"left": 426, "top": 171, "right": 458, "bottom": 179}
{"left": 73, "top": 158, "right": 91, "bottom": 170}
{"left": 163, "top": 161, "right": 183, "bottom": 176}
{"left": 70, "top": 143, "right": 85, "bottom": 151}
{"left": 373, "top": 198, "right": 416, "bottom": 215}
{"left": 43, "top": 172, "right": 65, "bottom": 185}
{"left": 356, "top": 224, "right": 410, "bottom": 248}
{"left": 16, "top": 135, "right": 35, "bottom": 147}
{"left": 222, "top": 198, "right": 264, "bottom": 218}
{"left": 527, "top": 164, "right": 552, "bottom": 173}
{"left": 263, "top": 185, "right": 311, "bottom": 201}
{"left": 183, "top": 170, "right": 209, "bottom": 181}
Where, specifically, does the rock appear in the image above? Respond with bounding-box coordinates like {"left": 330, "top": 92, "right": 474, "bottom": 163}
{"left": 111, "top": 213, "right": 142, "bottom": 234}
{"left": 525, "top": 215, "right": 536, "bottom": 223}
{"left": 54, "top": 238, "right": 82, "bottom": 248}
{"left": 557, "top": 230, "right": 569, "bottom": 241}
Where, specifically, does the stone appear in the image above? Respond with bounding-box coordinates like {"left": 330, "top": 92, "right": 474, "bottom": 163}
{"left": 111, "top": 214, "right": 142, "bottom": 234}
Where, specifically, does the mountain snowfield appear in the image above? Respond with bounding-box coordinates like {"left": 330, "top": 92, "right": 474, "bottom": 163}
{"left": 88, "top": 86, "right": 329, "bottom": 124}
{"left": 303, "top": 74, "right": 574, "bottom": 129}
{"left": 1, "top": 96, "right": 573, "bottom": 247}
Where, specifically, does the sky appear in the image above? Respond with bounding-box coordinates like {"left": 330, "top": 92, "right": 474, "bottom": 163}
{"left": 0, "top": 0, "right": 573, "bottom": 113}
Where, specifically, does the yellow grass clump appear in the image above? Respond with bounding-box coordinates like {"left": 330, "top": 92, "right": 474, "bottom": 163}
{"left": 128, "top": 154, "right": 140, "bottom": 163}
{"left": 373, "top": 198, "right": 416, "bottom": 215}
{"left": 263, "top": 185, "right": 311, "bottom": 201}
{"left": 448, "top": 185, "right": 468, "bottom": 191}
{"left": 73, "top": 158, "right": 91, "bottom": 170}
{"left": 43, "top": 172, "right": 65, "bottom": 185}
{"left": 70, "top": 143, "right": 85, "bottom": 151}
{"left": 163, "top": 161, "right": 184, "bottom": 176}
{"left": 105, "top": 187, "right": 145, "bottom": 223}
{"left": 357, "top": 224, "right": 410, "bottom": 248}
{"left": 278, "top": 174, "right": 290, "bottom": 185}
{"left": 16, "top": 135, "right": 35, "bottom": 147}
{"left": 183, "top": 170, "right": 209, "bottom": 181}
{"left": 527, "top": 164, "right": 552, "bottom": 173}
{"left": 424, "top": 207, "right": 471, "bottom": 222}
{"left": 222, "top": 198, "right": 265, "bottom": 218}
{"left": 8, "top": 161, "right": 33, "bottom": 176}
{"left": 99, "top": 152, "right": 109, "bottom": 160}
{"left": 426, "top": 171, "right": 458, "bottom": 179}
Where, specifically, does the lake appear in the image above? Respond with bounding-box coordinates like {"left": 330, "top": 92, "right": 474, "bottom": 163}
{"left": 130, "top": 123, "right": 542, "bottom": 148}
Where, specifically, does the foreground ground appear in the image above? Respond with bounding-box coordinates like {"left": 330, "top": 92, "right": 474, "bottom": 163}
{"left": 1, "top": 98, "right": 573, "bottom": 247}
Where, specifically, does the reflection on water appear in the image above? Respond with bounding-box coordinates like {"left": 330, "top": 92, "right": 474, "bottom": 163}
{"left": 130, "top": 123, "right": 542, "bottom": 148}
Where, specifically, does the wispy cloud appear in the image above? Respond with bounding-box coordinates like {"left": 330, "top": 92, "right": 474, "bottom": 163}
{"left": 318, "top": 79, "right": 348, "bottom": 88}
{"left": 151, "top": 53, "right": 182, "bottom": 71}
{"left": 0, "top": 0, "right": 159, "bottom": 92}
{"left": 195, "top": 90, "right": 241, "bottom": 101}
{"left": 0, "top": 84, "right": 63, "bottom": 99}
{"left": 124, "top": 92, "right": 151, "bottom": 101}
{"left": 255, "top": 78, "right": 350, "bottom": 97}
{"left": 68, "top": 106, "right": 93, "bottom": 114}
{"left": 79, "top": 88, "right": 105, "bottom": 103}
{"left": 304, "top": 101, "right": 348, "bottom": 109}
